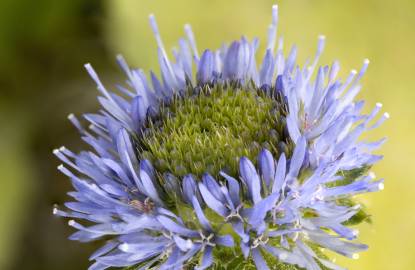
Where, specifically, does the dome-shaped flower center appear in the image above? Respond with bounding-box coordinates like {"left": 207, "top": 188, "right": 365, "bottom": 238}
{"left": 139, "top": 85, "right": 289, "bottom": 178}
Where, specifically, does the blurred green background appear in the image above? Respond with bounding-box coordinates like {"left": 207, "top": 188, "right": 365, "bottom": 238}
{"left": 0, "top": 0, "right": 413, "bottom": 269}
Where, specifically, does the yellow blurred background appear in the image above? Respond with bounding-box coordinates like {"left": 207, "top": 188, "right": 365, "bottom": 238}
{"left": 0, "top": 0, "right": 413, "bottom": 269}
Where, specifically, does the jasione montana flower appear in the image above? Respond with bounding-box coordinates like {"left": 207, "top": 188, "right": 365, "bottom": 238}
{"left": 53, "top": 5, "right": 388, "bottom": 270}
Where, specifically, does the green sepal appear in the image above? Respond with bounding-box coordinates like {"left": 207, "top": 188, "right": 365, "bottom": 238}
{"left": 329, "top": 165, "right": 372, "bottom": 225}
{"left": 327, "top": 165, "right": 371, "bottom": 188}
{"left": 338, "top": 197, "right": 372, "bottom": 225}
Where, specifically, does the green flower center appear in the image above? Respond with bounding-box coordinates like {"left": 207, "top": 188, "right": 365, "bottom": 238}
{"left": 139, "top": 85, "right": 289, "bottom": 178}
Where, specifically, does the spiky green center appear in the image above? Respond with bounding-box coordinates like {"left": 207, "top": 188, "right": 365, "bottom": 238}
{"left": 139, "top": 85, "right": 288, "bottom": 178}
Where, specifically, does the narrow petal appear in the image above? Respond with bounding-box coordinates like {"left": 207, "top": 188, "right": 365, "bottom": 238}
{"left": 272, "top": 153, "right": 287, "bottom": 193}
{"left": 191, "top": 196, "right": 213, "bottom": 231}
{"left": 288, "top": 136, "right": 306, "bottom": 179}
{"left": 239, "top": 157, "right": 262, "bottom": 204}
{"left": 198, "top": 183, "right": 228, "bottom": 217}
{"left": 252, "top": 248, "right": 270, "bottom": 270}
{"left": 220, "top": 172, "right": 241, "bottom": 206}
{"left": 216, "top": 235, "right": 235, "bottom": 247}
{"left": 195, "top": 246, "right": 214, "bottom": 270}
{"left": 156, "top": 216, "right": 198, "bottom": 238}
{"left": 258, "top": 149, "right": 275, "bottom": 187}
{"left": 197, "top": 50, "right": 215, "bottom": 84}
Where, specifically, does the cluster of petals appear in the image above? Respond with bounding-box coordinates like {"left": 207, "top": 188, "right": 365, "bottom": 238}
{"left": 54, "top": 5, "right": 387, "bottom": 270}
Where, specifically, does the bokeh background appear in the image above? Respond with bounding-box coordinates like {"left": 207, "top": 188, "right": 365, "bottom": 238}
{"left": 0, "top": 0, "right": 413, "bottom": 269}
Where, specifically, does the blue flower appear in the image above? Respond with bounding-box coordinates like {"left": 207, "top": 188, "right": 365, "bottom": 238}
{"left": 54, "top": 5, "right": 386, "bottom": 270}
{"left": 199, "top": 139, "right": 383, "bottom": 269}
{"left": 54, "top": 131, "right": 233, "bottom": 270}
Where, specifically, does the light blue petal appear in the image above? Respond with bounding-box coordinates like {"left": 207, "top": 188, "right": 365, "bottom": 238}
{"left": 239, "top": 157, "right": 262, "bottom": 204}
{"left": 195, "top": 246, "right": 213, "bottom": 270}
{"left": 248, "top": 192, "right": 280, "bottom": 229}
{"left": 220, "top": 172, "right": 241, "bottom": 206}
{"left": 191, "top": 196, "right": 213, "bottom": 231}
{"left": 156, "top": 216, "right": 198, "bottom": 238}
{"left": 182, "top": 174, "right": 198, "bottom": 204}
{"left": 258, "top": 148, "right": 275, "bottom": 188}
{"left": 252, "top": 248, "right": 270, "bottom": 270}
{"left": 272, "top": 153, "right": 286, "bottom": 194}
{"left": 288, "top": 136, "right": 306, "bottom": 180}
{"left": 197, "top": 50, "right": 215, "bottom": 84}
{"left": 198, "top": 183, "right": 228, "bottom": 217}
{"left": 215, "top": 235, "right": 234, "bottom": 247}
{"left": 202, "top": 173, "right": 226, "bottom": 202}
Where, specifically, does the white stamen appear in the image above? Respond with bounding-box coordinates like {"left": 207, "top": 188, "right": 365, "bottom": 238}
{"left": 369, "top": 112, "right": 389, "bottom": 130}
{"left": 352, "top": 229, "right": 359, "bottom": 236}
{"left": 369, "top": 172, "right": 376, "bottom": 179}
{"left": 306, "top": 35, "right": 325, "bottom": 77}
{"left": 116, "top": 54, "right": 132, "bottom": 78}
{"left": 149, "top": 14, "right": 178, "bottom": 89}
{"left": 52, "top": 208, "right": 58, "bottom": 215}
{"left": 316, "top": 35, "right": 326, "bottom": 55}
{"left": 67, "top": 113, "right": 85, "bottom": 133}
{"left": 352, "top": 253, "right": 360, "bottom": 260}
{"left": 365, "top": 102, "right": 384, "bottom": 125}
{"left": 149, "top": 14, "right": 164, "bottom": 51}
{"left": 335, "top": 69, "right": 358, "bottom": 97}
{"left": 184, "top": 24, "right": 199, "bottom": 59}
{"left": 267, "top": 5, "right": 279, "bottom": 51}
{"left": 271, "top": 5, "right": 278, "bottom": 24}
{"left": 277, "top": 37, "right": 284, "bottom": 51}
{"left": 318, "top": 35, "right": 326, "bottom": 41}
{"left": 353, "top": 59, "right": 370, "bottom": 84}
{"left": 378, "top": 182, "right": 385, "bottom": 190}
{"left": 267, "top": 25, "right": 276, "bottom": 51}
{"left": 84, "top": 63, "right": 113, "bottom": 101}
{"left": 68, "top": 220, "right": 75, "bottom": 226}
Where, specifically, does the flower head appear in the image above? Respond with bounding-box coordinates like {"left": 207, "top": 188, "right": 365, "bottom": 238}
{"left": 54, "top": 5, "right": 387, "bottom": 270}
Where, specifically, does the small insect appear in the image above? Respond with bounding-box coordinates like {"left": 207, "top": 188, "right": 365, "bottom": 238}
{"left": 129, "top": 197, "right": 155, "bottom": 213}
